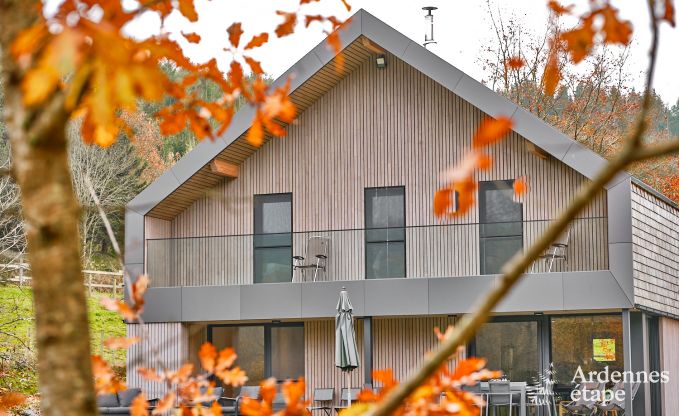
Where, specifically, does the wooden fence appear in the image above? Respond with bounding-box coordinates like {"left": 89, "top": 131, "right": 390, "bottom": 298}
{"left": 1, "top": 263, "right": 124, "bottom": 297}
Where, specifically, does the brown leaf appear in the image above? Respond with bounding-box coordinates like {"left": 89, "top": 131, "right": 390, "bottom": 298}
{"left": 199, "top": 342, "right": 218, "bottom": 372}
{"left": 505, "top": 56, "right": 524, "bottom": 69}
{"left": 244, "top": 33, "right": 269, "bottom": 49}
{"left": 433, "top": 189, "right": 453, "bottom": 217}
{"left": 600, "top": 5, "right": 632, "bottom": 45}
{"left": 543, "top": 50, "right": 561, "bottom": 96}
{"left": 547, "top": 0, "right": 572, "bottom": 15}
{"left": 244, "top": 56, "right": 264, "bottom": 75}
{"left": 227, "top": 22, "right": 244, "bottom": 48}
{"left": 664, "top": 0, "right": 676, "bottom": 26}
{"left": 137, "top": 367, "right": 164, "bottom": 382}
{"left": 182, "top": 32, "right": 201, "bottom": 44}
{"left": 247, "top": 116, "right": 265, "bottom": 147}
{"left": 0, "top": 393, "right": 27, "bottom": 413}
{"left": 10, "top": 23, "right": 48, "bottom": 61}
{"left": 513, "top": 177, "right": 528, "bottom": 196}
{"left": 92, "top": 355, "right": 126, "bottom": 394}
{"left": 472, "top": 116, "right": 513, "bottom": 148}
{"left": 21, "top": 66, "right": 59, "bottom": 106}
{"left": 275, "top": 11, "right": 297, "bottom": 37}
{"left": 130, "top": 393, "right": 148, "bottom": 416}
{"left": 152, "top": 392, "right": 176, "bottom": 415}
{"left": 327, "top": 31, "right": 344, "bottom": 73}
{"left": 178, "top": 0, "right": 198, "bottom": 22}
{"left": 103, "top": 336, "right": 141, "bottom": 350}
{"left": 340, "top": 0, "right": 352, "bottom": 12}
{"left": 561, "top": 22, "right": 595, "bottom": 63}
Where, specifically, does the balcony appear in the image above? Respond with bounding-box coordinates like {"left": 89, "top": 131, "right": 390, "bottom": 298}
{"left": 145, "top": 218, "right": 608, "bottom": 288}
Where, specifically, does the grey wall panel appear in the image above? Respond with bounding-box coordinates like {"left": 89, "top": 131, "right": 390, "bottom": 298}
{"left": 240, "top": 283, "right": 302, "bottom": 319}
{"left": 561, "top": 141, "right": 607, "bottom": 181}
{"left": 563, "top": 271, "right": 633, "bottom": 310}
{"left": 360, "top": 10, "right": 411, "bottom": 58}
{"left": 428, "top": 276, "right": 496, "bottom": 315}
{"left": 510, "top": 107, "right": 573, "bottom": 160}
{"left": 141, "top": 287, "right": 182, "bottom": 322}
{"left": 181, "top": 286, "right": 240, "bottom": 321}
{"left": 364, "top": 278, "right": 428, "bottom": 316}
{"left": 608, "top": 178, "right": 633, "bottom": 244}
{"left": 609, "top": 242, "right": 635, "bottom": 304}
{"left": 123, "top": 263, "right": 144, "bottom": 304}
{"left": 124, "top": 210, "right": 144, "bottom": 265}
{"left": 127, "top": 170, "right": 181, "bottom": 215}
{"left": 453, "top": 74, "right": 518, "bottom": 119}
{"left": 496, "top": 274, "right": 564, "bottom": 312}
{"left": 301, "top": 280, "right": 365, "bottom": 318}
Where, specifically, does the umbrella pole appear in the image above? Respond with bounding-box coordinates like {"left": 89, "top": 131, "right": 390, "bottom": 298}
{"left": 347, "top": 371, "right": 351, "bottom": 407}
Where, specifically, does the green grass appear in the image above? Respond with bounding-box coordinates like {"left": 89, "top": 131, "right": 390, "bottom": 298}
{"left": 0, "top": 285, "right": 127, "bottom": 395}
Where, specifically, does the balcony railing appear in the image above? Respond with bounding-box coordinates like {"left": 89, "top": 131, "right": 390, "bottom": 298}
{"left": 145, "top": 218, "right": 608, "bottom": 287}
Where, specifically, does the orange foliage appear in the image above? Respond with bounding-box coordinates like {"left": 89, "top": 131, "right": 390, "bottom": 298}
{"left": 10, "top": 0, "right": 347, "bottom": 148}
{"left": 130, "top": 394, "right": 149, "bottom": 416}
{"left": 504, "top": 56, "right": 525, "bottom": 70}
{"left": 92, "top": 355, "right": 126, "bottom": 394}
{"left": 103, "top": 336, "right": 141, "bottom": 350}
{"left": 101, "top": 275, "right": 149, "bottom": 321}
{"left": 240, "top": 378, "right": 308, "bottom": 416}
{"left": 0, "top": 393, "right": 26, "bottom": 415}
{"left": 664, "top": 0, "right": 676, "bottom": 26}
{"left": 513, "top": 177, "right": 528, "bottom": 196}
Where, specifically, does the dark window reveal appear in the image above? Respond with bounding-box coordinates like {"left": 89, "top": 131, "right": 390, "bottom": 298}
{"left": 479, "top": 180, "right": 523, "bottom": 274}
{"left": 365, "top": 187, "right": 405, "bottom": 279}
{"left": 254, "top": 193, "right": 292, "bottom": 283}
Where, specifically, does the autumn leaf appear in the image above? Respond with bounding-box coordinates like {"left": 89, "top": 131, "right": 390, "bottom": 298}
{"left": 227, "top": 22, "right": 244, "bottom": 48}
{"left": 178, "top": 0, "right": 198, "bottom": 22}
{"left": 182, "top": 32, "right": 201, "bottom": 43}
{"left": 513, "top": 177, "right": 528, "bottom": 196}
{"left": 199, "top": 342, "right": 218, "bottom": 372}
{"left": 547, "top": 0, "right": 572, "bottom": 15}
{"left": 275, "top": 11, "right": 297, "bottom": 37}
{"left": 10, "top": 22, "right": 48, "bottom": 63}
{"left": 327, "top": 31, "right": 345, "bottom": 73}
{"left": 92, "top": 355, "right": 126, "bottom": 394}
{"left": 244, "top": 33, "right": 269, "bottom": 49}
{"left": 505, "top": 56, "right": 525, "bottom": 69}
{"left": 244, "top": 56, "right": 264, "bottom": 75}
{"left": 152, "top": 392, "right": 176, "bottom": 415}
{"left": 103, "top": 336, "right": 141, "bottom": 350}
{"left": 137, "top": 367, "right": 164, "bottom": 382}
{"left": 472, "top": 116, "right": 513, "bottom": 148}
{"left": 22, "top": 66, "right": 60, "bottom": 106}
{"left": 0, "top": 393, "right": 26, "bottom": 414}
{"left": 433, "top": 189, "right": 453, "bottom": 217}
{"left": 305, "top": 15, "right": 325, "bottom": 27}
{"left": 664, "top": 0, "right": 676, "bottom": 26}
{"left": 600, "top": 5, "right": 632, "bottom": 45}
{"left": 100, "top": 298, "right": 137, "bottom": 321}
{"left": 543, "top": 50, "right": 561, "bottom": 96}
{"left": 247, "top": 116, "right": 265, "bottom": 146}
{"left": 130, "top": 393, "right": 148, "bottom": 416}
{"left": 561, "top": 22, "right": 595, "bottom": 63}
{"left": 340, "top": 0, "right": 352, "bottom": 12}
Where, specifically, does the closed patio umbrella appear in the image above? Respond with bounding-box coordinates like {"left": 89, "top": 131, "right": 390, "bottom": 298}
{"left": 335, "top": 287, "right": 360, "bottom": 407}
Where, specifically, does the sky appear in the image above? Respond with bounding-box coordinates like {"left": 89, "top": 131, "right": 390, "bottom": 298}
{"left": 124, "top": 0, "right": 679, "bottom": 105}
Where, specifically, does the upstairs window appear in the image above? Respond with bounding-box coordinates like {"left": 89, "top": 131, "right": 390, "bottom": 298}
{"left": 365, "top": 187, "right": 406, "bottom": 279}
{"left": 254, "top": 193, "right": 292, "bottom": 283}
{"left": 479, "top": 180, "right": 523, "bottom": 275}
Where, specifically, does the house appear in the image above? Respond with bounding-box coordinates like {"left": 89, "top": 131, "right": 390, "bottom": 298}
{"left": 124, "top": 9, "right": 679, "bottom": 415}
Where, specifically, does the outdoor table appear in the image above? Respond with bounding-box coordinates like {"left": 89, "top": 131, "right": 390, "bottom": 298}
{"left": 479, "top": 381, "right": 527, "bottom": 416}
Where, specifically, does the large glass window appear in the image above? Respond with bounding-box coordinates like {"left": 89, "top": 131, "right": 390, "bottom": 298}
{"left": 365, "top": 187, "right": 405, "bottom": 279}
{"left": 254, "top": 193, "right": 292, "bottom": 283}
{"left": 479, "top": 180, "right": 523, "bottom": 274}
{"left": 209, "top": 324, "right": 304, "bottom": 391}
{"left": 474, "top": 320, "right": 539, "bottom": 382}
{"left": 550, "top": 315, "right": 623, "bottom": 387}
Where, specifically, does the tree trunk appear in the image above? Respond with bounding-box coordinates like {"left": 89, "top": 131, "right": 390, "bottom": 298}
{"left": 0, "top": 2, "right": 98, "bottom": 415}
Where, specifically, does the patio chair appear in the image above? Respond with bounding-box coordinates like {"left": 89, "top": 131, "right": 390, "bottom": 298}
{"left": 460, "top": 384, "right": 485, "bottom": 410}
{"left": 486, "top": 380, "right": 520, "bottom": 416}
{"left": 233, "top": 386, "right": 261, "bottom": 416}
{"left": 307, "top": 388, "right": 334, "bottom": 416}
{"left": 562, "top": 382, "right": 604, "bottom": 415}
{"left": 530, "top": 228, "right": 571, "bottom": 273}
{"left": 292, "top": 236, "right": 330, "bottom": 281}
{"left": 595, "top": 381, "right": 641, "bottom": 415}
{"left": 334, "top": 388, "right": 361, "bottom": 412}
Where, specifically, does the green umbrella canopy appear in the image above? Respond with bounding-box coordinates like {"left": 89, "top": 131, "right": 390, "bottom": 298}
{"left": 335, "top": 287, "right": 360, "bottom": 371}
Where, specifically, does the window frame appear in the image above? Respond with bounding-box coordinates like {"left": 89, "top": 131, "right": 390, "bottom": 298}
{"left": 364, "top": 186, "right": 406, "bottom": 279}
{"left": 207, "top": 322, "right": 304, "bottom": 383}
{"left": 253, "top": 192, "right": 293, "bottom": 284}
{"left": 478, "top": 180, "right": 523, "bottom": 275}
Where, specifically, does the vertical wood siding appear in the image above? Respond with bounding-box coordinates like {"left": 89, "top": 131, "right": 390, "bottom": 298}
{"left": 372, "top": 316, "right": 461, "bottom": 383}
{"left": 147, "top": 52, "right": 607, "bottom": 286}
{"left": 631, "top": 184, "right": 679, "bottom": 316}
{"left": 126, "top": 323, "right": 188, "bottom": 399}
{"left": 305, "top": 319, "right": 364, "bottom": 406}
{"left": 660, "top": 317, "right": 679, "bottom": 414}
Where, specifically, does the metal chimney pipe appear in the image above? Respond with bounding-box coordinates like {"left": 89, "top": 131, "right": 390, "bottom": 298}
{"left": 422, "top": 6, "right": 438, "bottom": 49}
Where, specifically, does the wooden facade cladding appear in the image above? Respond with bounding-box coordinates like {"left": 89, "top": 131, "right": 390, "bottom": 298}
{"left": 660, "top": 317, "right": 679, "bottom": 414}
{"left": 127, "top": 323, "right": 188, "bottom": 400}
{"left": 631, "top": 183, "right": 679, "bottom": 316}
{"left": 145, "top": 50, "right": 608, "bottom": 287}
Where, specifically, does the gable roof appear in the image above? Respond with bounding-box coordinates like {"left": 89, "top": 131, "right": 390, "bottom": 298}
{"left": 127, "top": 9, "right": 630, "bottom": 220}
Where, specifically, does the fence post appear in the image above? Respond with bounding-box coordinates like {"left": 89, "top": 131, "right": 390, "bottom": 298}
{"left": 88, "top": 273, "right": 92, "bottom": 296}
{"left": 112, "top": 276, "right": 117, "bottom": 297}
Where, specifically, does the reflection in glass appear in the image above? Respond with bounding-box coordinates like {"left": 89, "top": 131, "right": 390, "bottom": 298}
{"left": 365, "top": 187, "right": 405, "bottom": 279}
{"left": 550, "top": 315, "right": 623, "bottom": 387}
{"left": 254, "top": 194, "right": 292, "bottom": 283}
{"left": 480, "top": 181, "right": 523, "bottom": 274}
{"left": 270, "top": 326, "right": 305, "bottom": 381}
{"left": 475, "top": 321, "right": 539, "bottom": 382}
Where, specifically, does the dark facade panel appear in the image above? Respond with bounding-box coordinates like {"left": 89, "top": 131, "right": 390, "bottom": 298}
{"left": 301, "top": 280, "right": 365, "bottom": 318}
{"left": 181, "top": 286, "right": 240, "bottom": 321}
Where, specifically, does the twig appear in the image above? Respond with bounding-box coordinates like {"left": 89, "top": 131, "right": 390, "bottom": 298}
{"left": 368, "top": 3, "right": 666, "bottom": 415}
